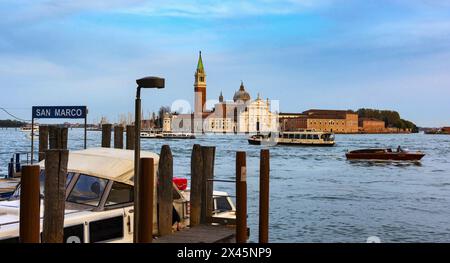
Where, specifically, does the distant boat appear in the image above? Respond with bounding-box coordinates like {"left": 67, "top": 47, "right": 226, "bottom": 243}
{"left": 20, "top": 124, "right": 38, "bottom": 133}
{"left": 248, "top": 130, "right": 335, "bottom": 146}
{"left": 345, "top": 148, "right": 425, "bottom": 161}
{"left": 20, "top": 124, "right": 39, "bottom": 139}
{"left": 141, "top": 132, "right": 195, "bottom": 139}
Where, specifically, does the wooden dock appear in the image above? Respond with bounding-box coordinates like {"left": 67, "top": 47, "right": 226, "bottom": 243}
{"left": 155, "top": 225, "right": 235, "bottom": 243}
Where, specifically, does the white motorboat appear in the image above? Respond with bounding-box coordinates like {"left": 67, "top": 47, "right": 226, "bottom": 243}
{"left": 0, "top": 148, "right": 235, "bottom": 243}
{"left": 20, "top": 124, "right": 39, "bottom": 133}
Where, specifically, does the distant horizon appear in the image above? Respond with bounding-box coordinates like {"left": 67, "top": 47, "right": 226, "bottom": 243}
{"left": 1, "top": 1, "right": 449, "bottom": 127}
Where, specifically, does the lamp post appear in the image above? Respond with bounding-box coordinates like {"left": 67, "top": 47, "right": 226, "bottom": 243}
{"left": 134, "top": 76, "right": 165, "bottom": 242}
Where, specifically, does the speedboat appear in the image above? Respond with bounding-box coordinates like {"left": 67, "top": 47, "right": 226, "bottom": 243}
{"left": 0, "top": 148, "right": 235, "bottom": 243}
{"left": 248, "top": 131, "right": 335, "bottom": 146}
{"left": 345, "top": 148, "right": 425, "bottom": 161}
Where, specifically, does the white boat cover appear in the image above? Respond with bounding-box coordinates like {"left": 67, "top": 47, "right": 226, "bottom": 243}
{"left": 39, "top": 148, "right": 159, "bottom": 185}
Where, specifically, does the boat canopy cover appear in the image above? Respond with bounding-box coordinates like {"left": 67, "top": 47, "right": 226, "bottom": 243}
{"left": 39, "top": 148, "right": 159, "bottom": 185}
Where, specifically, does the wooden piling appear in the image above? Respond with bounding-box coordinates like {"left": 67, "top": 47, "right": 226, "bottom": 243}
{"left": 157, "top": 145, "right": 173, "bottom": 236}
{"left": 19, "top": 165, "right": 41, "bottom": 243}
{"left": 114, "top": 125, "right": 124, "bottom": 149}
{"left": 126, "top": 125, "right": 135, "bottom": 150}
{"left": 137, "top": 157, "right": 154, "bottom": 243}
{"left": 201, "top": 146, "right": 215, "bottom": 224}
{"left": 236, "top": 151, "right": 247, "bottom": 243}
{"left": 38, "top": 125, "right": 49, "bottom": 161}
{"left": 49, "top": 126, "right": 68, "bottom": 150}
{"left": 190, "top": 144, "right": 203, "bottom": 227}
{"left": 259, "top": 149, "right": 270, "bottom": 243}
{"left": 42, "top": 149, "right": 68, "bottom": 243}
{"left": 101, "top": 124, "right": 112, "bottom": 148}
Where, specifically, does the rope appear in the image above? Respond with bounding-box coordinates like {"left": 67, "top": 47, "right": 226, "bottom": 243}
{"left": 0, "top": 107, "right": 31, "bottom": 122}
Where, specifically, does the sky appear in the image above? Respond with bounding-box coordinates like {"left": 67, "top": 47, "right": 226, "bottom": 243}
{"left": 0, "top": 0, "right": 449, "bottom": 127}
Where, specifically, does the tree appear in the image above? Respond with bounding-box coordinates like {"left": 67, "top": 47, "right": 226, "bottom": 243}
{"left": 357, "top": 108, "right": 418, "bottom": 132}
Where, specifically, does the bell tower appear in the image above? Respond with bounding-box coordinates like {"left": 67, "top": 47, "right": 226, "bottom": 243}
{"left": 194, "top": 51, "right": 206, "bottom": 115}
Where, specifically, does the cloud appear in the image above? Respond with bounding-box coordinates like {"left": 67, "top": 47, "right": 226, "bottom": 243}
{"left": 118, "top": 0, "right": 333, "bottom": 18}
{"left": 0, "top": 0, "right": 332, "bottom": 25}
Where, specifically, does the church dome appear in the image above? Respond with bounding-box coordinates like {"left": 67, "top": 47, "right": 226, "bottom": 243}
{"left": 233, "top": 81, "right": 251, "bottom": 102}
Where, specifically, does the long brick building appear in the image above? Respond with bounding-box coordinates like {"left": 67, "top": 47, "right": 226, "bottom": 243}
{"left": 279, "top": 109, "right": 359, "bottom": 133}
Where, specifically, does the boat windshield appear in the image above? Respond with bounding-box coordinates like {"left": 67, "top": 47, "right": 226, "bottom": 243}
{"left": 67, "top": 174, "right": 108, "bottom": 207}
{"left": 10, "top": 170, "right": 75, "bottom": 199}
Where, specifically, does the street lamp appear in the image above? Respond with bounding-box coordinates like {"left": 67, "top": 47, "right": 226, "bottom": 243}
{"left": 134, "top": 76, "right": 165, "bottom": 242}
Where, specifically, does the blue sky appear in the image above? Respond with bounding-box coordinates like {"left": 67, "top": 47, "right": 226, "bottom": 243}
{"left": 1, "top": 0, "right": 449, "bottom": 126}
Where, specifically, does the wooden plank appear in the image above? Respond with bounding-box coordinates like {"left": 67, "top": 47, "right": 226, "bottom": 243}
{"left": 155, "top": 225, "right": 235, "bottom": 243}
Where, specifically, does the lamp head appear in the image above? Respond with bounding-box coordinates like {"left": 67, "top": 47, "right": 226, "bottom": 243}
{"left": 136, "top": 76, "right": 165, "bottom": 89}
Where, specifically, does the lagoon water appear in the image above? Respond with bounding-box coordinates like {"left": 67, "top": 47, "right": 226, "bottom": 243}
{"left": 1, "top": 128, "right": 450, "bottom": 242}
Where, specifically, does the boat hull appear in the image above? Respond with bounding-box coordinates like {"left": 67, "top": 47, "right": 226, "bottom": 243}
{"left": 346, "top": 152, "right": 425, "bottom": 161}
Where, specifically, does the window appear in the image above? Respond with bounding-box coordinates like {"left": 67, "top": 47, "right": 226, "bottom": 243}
{"left": 215, "top": 196, "right": 233, "bottom": 212}
{"left": 105, "top": 182, "right": 133, "bottom": 207}
{"left": 301, "top": 134, "right": 307, "bottom": 139}
{"left": 282, "top": 133, "right": 289, "bottom": 139}
{"left": 12, "top": 171, "right": 74, "bottom": 199}
{"left": 294, "top": 134, "right": 300, "bottom": 139}
{"left": 89, "top": 216, "right": 123, "bottom": 243}
{"left": 313, "top": 135, "right": 319, "bottom": 140}
{"left": 67, "top": 174, "right": 107, "bottom": 207}
{"left": 40, "top": 170, "right": 74, "bottom": 195}
{"left": 307, "top": 134, "right": 313, "bottom": 140}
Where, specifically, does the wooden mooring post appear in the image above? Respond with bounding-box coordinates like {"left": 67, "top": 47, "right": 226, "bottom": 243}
{"left": 190, "top": 144, "right": 203, "bottom": 227}
{"left": 137, "top": 157, "right": 155, "bottom": 243}
{"left": 158, "top": 145, "right": 173, "bottom": 236}
{"left": 42, "top": 149, "right": 68, "bottom": 243}
{"left": 101, "top": 123, "right": 112, "bottom": 148}
{"left": 236, "top": 151, "right": 247, "bottom": 243}
{"left": 49, "top": 126, "right": 68, "bottom": 150}
{"left": 201, "top": 146, "right": 215, "bottom": 224}
{"left": 19, "top": 165, "right": 41, "bottom": 243}
{"left": 126, "top": 125, "right": 135, "bottom": 150}
{"left": 114, "top": 125, "right": 124, "bottom": 149}
{"left": 259, "top": 149, "right": 270, "bottom": 243}
{"left": 38, "top": 125, "right": 49, "bottom": 161}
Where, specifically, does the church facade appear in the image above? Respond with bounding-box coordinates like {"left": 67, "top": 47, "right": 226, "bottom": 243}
{"left": 168, "top": 52, "right": 278, "bottom": 134}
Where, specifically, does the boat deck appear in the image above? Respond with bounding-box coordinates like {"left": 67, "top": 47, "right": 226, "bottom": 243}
{"left": 155, "top": 225, "right": 236, "bottom": 243}
{"left": 0, "top": 178, "right": 19, "bottom": 200}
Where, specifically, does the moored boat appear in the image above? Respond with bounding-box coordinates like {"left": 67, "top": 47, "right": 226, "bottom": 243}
{"left": 345, "top": 148, "right": 425, "bottom": 161}
{"left": 248, "top": 130, "right": 335, "bottom": 146}
{"left": 0, "top": 148, "right": 234, "bottom": 243}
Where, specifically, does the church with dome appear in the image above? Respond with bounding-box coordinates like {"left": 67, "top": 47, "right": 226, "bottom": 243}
{"left": 166, "top": 52, "right": 278, "bottom": 134}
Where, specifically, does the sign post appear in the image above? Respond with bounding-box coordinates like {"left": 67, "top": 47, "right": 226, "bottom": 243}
{"left": 31, "top": 106, "right": 88, "bottom": 164}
